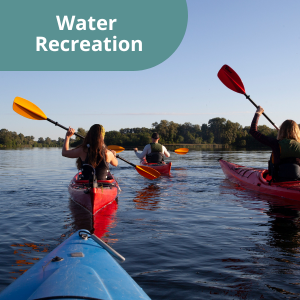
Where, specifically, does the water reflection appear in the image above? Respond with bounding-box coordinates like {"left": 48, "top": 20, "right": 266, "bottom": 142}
{"left": 133, "top": 184, "right": 161, "bottom": 211}
{"left": 223, "top": 179, "right": 300, "bottom": 254}
{"left": 265, "top": 200, "right": 300, "bottom": 253}
{"left": 9, "top": 242, "right": 49, "bottom": 279}
{"left": 172, "top": 167, "right": 188, "bottom": 171}
{"left": 68, "top": 199, "right": 118, "bottom": 241}
{"left": 94, "top": 201, "right": 118, "bottom": 241}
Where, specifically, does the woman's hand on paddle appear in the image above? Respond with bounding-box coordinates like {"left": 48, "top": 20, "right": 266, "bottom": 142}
{"left": 62, "top": 127, "right": 84, "bottom": 158}
{"left": 66, "top": 127, "right": 75, "bottom": 138}
{"left": 106, "top": 149, "right": 118, "bottom": 167}
{"left": 256, "top": 106, "right": 264, "bottom": 116}
{"left": 110, "top": 150, "right": 117, "bottom": 157}
{"left": 133, "top": 148, "right": 138, "bottom": 152}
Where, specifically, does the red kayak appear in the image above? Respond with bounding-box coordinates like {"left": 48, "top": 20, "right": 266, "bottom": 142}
{"left": 219, "top": 159, "right": 300, "bottom": 201}
{"left": 68, "top": 172, "right": 119, "bottom": 215}
{"left": 140, "top": 159, "right": 172, "bottom": 175}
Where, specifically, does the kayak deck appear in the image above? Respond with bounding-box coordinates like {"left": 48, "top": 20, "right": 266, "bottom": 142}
{"left": 219, "top": 159, "right": 300, "bottom": 201}
{"left": 0, "top": 230, "right": 151, "bottom": 300}
{"left": 68, "top": 172, "right": 119, "bottom": 215}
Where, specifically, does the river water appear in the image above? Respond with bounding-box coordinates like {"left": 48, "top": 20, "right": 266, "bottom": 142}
{"left": 1, "top": 148, "right": 300, "bottom": 299}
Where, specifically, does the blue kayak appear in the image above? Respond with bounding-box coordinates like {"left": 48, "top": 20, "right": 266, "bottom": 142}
{"left": 0, "top": 230, "right": 151, "bottom": 300}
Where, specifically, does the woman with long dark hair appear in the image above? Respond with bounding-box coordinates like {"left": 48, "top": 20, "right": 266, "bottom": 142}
{"left": 62, "top": 124, "right": 118, "bottom": 180}
{"left": 250, "top": 106, "right": 300, "bottom": 181}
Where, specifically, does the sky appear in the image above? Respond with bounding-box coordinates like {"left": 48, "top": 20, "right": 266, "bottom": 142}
{"left": 1, "top": 0, "right": 300, "bottom": 140}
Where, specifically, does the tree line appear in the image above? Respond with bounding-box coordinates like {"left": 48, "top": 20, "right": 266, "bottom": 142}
{"left": 0, "top": 129, "right": 65, "bottom": 148}
{"left": 0, "top": 118, "right": 279, "bottom": 149}
{"left": 103, "top": 118, "right": 277, "bottom": 148}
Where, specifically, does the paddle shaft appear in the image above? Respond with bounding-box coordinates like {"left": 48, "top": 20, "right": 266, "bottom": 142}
{"left": 47, "top": 118, "right": 85, "bottom": 139}
{"left": 116, "top": 155, "right": 136, "bottom": 167}
{"left": 91, "top": 234, "right": 125, "bottom": 263}
{"left": 244, "top": 94, "right": 279, "bottom": 130}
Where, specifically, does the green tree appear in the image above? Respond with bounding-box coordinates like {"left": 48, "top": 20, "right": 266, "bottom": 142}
{"left": 57, "top": 137, "right": 64, "bottom": 147}
{"left": 152, "top": 120, "right": 179, "bottom": 143}
{"left": 45, "top": 137, "right": 52, "bottom": 146}
{"left": 207, "top": 132, "right": 214, "bottom": 144}
{"left": 208, "top": 118, "right": 226, "bottom": 144}
{"left": 77, "top": 128, "right": 87, "bottom": 140}
{"left": 201, "top": 124, "right": 211, "bottom": 143}
{"left": 222, "top": 121, "right": 243, "bottom": 145}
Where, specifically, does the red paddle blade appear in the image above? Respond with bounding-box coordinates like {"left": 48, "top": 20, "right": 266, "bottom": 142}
{"left": 217, "top": 65, "right": 246, "bottom": 94}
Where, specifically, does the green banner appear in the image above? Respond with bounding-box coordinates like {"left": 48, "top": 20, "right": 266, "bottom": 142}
{"left": 0, "top": 0, "right": 188, "bottom": 70}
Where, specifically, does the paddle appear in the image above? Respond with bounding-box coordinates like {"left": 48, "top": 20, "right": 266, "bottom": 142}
{"left": 217, "top": 65, "right": 279, "bottom": 130}
{"left": 107, "top": 145, "right": 125, "bottom": 153}
{"left": 110, "top": 145, "right": 189, "bottom": 155}
{"left": 116, "top": 155, "right": 161, "bottom": 180}
{"left": 174, "top": 148, "right": 189, "bottom": 155}
{"left": 13, "top": 97, "right": 85, "bottom": 139}
{"left": 13, "top": 97, "right": 160, "bottom": 180}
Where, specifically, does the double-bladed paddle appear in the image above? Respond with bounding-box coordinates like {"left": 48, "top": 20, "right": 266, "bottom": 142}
{"left": 13, "top": 97, "right": 161, "bottom": 180}
{"left": 109, "top": 145, "right": 189, "bottom": 155}
{"left": 217, "top": 65, "right": 279, "bottom": 130}
{"left": 108, "top": 146, "right": 188, "bottom": 176}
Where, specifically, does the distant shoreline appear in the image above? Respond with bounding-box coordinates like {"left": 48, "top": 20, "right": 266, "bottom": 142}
{"left": 0, "top": 143, "right": 270, "bottom": 151}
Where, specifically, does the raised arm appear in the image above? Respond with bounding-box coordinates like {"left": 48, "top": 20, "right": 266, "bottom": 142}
{"left": 106, "top": 149, "right": 118, "bottom": 167}
{"left": 249, "top": 106, "right": 276, "bottom": 148}
{"left": 62, "top": 127, "right": 85, "bottom": 158}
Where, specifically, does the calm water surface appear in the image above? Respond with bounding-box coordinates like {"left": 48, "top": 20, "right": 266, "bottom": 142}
{"left": 1, "top": 148, "right": 300, "bottom": 299}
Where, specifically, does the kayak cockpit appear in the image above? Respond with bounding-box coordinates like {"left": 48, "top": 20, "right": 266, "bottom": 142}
{"left": 261, "top": 169, "right": 273, "bottom": 182}
{"left": 73, "top": 172, "right": 116, "bottom": 188}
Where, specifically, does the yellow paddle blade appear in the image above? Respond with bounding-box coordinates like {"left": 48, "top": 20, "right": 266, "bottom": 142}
{"left": 13, "top": 97, "right": 47, "bottom": 120}
{"left": 107, "top": 145, "right": 125, "bottom": 153}
{"left": 174, "top": 148, "right": 189, "bottom": 155}
{"left": 136, "top": 165, "right": 161, "bottom": 180}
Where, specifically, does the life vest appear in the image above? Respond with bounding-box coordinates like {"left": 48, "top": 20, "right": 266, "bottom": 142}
{"left": 146, "top": 143, "right": 164, "bottom": 163}
{"left": 81, "top": 148, "right": 109, "bottom": 181}
{"left": 150, "top": 143, "right": 163, "bottom": 153}
{"left": 279, "top": 139, "right": 300, "bottom": 159}
{"left": 269, "top": 139, "right": 300, "bottom": 181}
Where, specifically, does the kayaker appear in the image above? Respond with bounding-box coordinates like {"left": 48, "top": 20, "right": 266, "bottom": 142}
{"left": 62, "top": 124, "right": 118, "bottom": 180}
{"left": 133, "top": 132, "right": 170, "bottom": 163}
{"left": 250, "top": 106, "right": 300, "bottom": 181}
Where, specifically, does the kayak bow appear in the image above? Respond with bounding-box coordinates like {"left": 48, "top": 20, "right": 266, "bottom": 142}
{"left": 0, "top": 230, "right": 151, "bottom": 300}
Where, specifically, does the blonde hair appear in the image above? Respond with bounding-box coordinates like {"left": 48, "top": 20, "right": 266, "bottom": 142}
{"left": 277, "top": 120, "right": 300, "bottom": 142}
